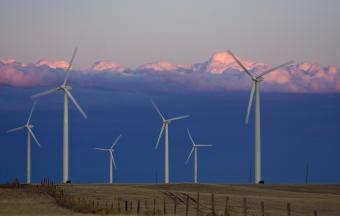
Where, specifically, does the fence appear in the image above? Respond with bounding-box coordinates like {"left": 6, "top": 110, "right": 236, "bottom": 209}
{"left": 34, "top": 178, "right": 322, "bottom": 216}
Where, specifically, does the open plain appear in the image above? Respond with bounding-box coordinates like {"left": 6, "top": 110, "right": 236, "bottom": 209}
{"left": 1, "top": 184, "right": 340, "bottom": 216}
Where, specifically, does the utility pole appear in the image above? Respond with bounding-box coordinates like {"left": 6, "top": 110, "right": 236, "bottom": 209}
{"left": 305, "top": 162, "right": 309, "bottom": 184}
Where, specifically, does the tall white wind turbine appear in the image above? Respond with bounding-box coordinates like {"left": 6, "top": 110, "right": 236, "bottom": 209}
{"left": 94, "top": 135, "right": 121, "bottom": 184}
{"left": 152, "top": 100, "right": 189, "bottom": 184}
{"left": 228, "top": 50, "right": 293, "bottom": 184}
{"left": 31, "top": 48, "right": 87, "bottom": 183}
{"left": 185, "top": 128, "right": 212, "bottom": 184}
{"left": 7, "top": 101, "right": 41, "bottom": 184}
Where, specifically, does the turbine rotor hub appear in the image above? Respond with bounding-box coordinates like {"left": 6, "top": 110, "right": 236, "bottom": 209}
{"left": 256, "top": 77, "right": 264, "bottom": 82}
{"left": 61, "top": 85, "right": 72, "bottom": 90}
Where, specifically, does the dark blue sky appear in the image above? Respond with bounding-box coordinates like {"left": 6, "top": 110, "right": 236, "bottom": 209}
{"left": 0, "top": 86, "right": 339, "bottom": 184}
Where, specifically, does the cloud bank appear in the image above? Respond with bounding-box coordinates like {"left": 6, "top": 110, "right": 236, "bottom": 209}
{"left": 1, "top": 52, "right": 339, "bottom": 93}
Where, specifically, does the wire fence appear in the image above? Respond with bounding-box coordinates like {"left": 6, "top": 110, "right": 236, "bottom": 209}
{"left": 38, "top": 178, "right": 321, "bottom": 216}
{"left": 0, "top": 178, "right": 324, "bottom": 216}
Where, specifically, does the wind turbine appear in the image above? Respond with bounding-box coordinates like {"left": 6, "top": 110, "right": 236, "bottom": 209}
{"left": 152, "top": 100, "right": 189, "bottom": 184}
{"left": 94, "top": 134, "right": 121, "bottom": 184}
{"left": 31, "top": 48, "right": 87, "bottom": 183}
{"left": 228, "top": 50, "right": 293, "bottom": 184}
{"left": 7, "top": 101, "right": 41, "bottom": 184}
{"left": 185, "top": 128, "right": 212, "bottom": 184}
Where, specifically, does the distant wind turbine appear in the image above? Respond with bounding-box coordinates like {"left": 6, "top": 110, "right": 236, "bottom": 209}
{"left": 185, "top": 128, "right": 212, "bottom": 184}
{"left": 31, "top": 48, "right": 87, "bottom": 183}
{"left": 7, "top": 101, "right": 41, "bottom": 184}
{"left": 152, "top": 100, "right": 189, "bottom": 184}
{"left": 228, "top": 50, "right": 293, "bottom": 184}
{"left": 94, "top": 134, "right": 121, "bottom": 184}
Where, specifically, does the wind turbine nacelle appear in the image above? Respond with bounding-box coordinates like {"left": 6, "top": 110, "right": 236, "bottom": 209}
{"left": 65, "top": 85, "right": 72, "bottom": 90}
{"left": 27, "top": 124, "right": 33, "bottom": 128}
{"left": 257, "top": 77, "right": 264, "bottom": 82}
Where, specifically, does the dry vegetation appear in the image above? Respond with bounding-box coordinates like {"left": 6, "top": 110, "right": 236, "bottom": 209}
{"left": 1, "top": 182, "right": 340, "bottom": 216}
{"left": 0, "top": 186, "right": 94, "bottom": 216}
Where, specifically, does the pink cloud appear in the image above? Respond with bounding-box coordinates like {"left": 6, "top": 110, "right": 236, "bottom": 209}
{"left": 89, "top": 60, "right": 125, "bottom": 73}
{"left": 0, "top": 67, "right": 43, "bottom": 87}
{"left": 264, "top": 69, "right": 291, "bottom": 84}
{"left": 138, "top": 60, "right": 193, "bottom": 72}
{"left": 0, "top": 59, "right": 16, "bottom": 64}
{"left": 138, "top": 61, "right": 180, "bottom": 71}
{"left": 206, "top": 51, "right": 263, "bottom": 74}
{"left": 0, "top": 52, "right": 339, "bottom": 93}
{"left": 36, "top": 59, "right": 69, "bottom": 69}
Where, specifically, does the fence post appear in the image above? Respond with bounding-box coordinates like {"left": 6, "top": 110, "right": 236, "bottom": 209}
{"left": 137, "top": 200, "right": 140, "bottom": 214}
{"left": 174, "top": 199, "right": 177, "bottom": 215}
{"left": 196, "top": 192, "right": 200, "bottom": 216}
{"left": 118, "top": 199, "right": 121, "bottom": 213}
{"left": 287, "top": 203, "right": 291, "bottom": 216}
{"left": 243, "top": 198, "right": 247, "bottom": 216}
{"left": 211, "top": 193, "right": 216, "bottom": 215}
{"left": 125, "top": 200, "right": 128, "bottom": 212}
{"left": 186, "top": 194, "right": 189, "bottom": 216}
{"left": 153, "top": 199, "right": 156, "bottom": 215}
{"left": 261, "top": 201, "right": 265, "bottom": 216}
{"left": 224, "top": 196, "right": 229, "bottom": 216}
{"left": 163, "top": 199, "right": 167, "bottom": 215}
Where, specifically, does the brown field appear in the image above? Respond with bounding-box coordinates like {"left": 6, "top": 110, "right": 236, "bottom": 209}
{"left": 1, "top": 183, "right": 340, "bottom": 216}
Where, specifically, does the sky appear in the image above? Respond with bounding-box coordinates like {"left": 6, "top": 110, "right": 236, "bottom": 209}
{"left": 1, "top": 0, "right": 340, "bottom": 68}
{"left": 0, "top": 1, "right": 340, "bottom": 184}
{"left": 1, "top": 88, "right": 340, "bottom": 184}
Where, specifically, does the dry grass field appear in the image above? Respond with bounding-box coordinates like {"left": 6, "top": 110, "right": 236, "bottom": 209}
{"left": 0, "top": 187, "right": 95, "bottom": 216}
{"left": 1, "top": 183, "right": 340, "bottom": 216}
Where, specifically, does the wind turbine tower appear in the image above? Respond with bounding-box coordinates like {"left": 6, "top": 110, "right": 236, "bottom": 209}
{"left": 31, "top": 48, "right": 87, "bottom": 183}
{"left": 7, "top": 101, "right": 41, "bottom": 184}
{"left": 185, "top": 128, "right": 212, "bottom": 184}
{"left": 94, "top": 135, "right": 121, "bottom": 184}
{"left": 152, "top": 100, "right": 189, "bottom": 184}
{"left": 228, "top": 50, "right": 292, "bottom": 184}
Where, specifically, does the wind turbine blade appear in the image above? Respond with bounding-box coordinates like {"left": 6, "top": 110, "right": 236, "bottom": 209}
{"left": 94, "top": 147, "right": 108, "bottom": 151}
{"left": 245, "top": 82, "right": 255, "bottom": 124}
{"left": 155, "top": 124, "right": 165, "bottom": 149}
{"left": 27, "top": 101, "right": 37, "bottom": 124}
{"left": 111, "top": 134, "right": 122, "bottom": 149}
{"left": 228, "top": 50, "right": 255, "bottom": 79}
{"left": 196, "top": 144, "right": 212, "bottom": 147}
{"left": 28, "top": 128, "right": 41, "bottom": 147}
{"left": 7, "top": 126, "right": 25, "bottom": 133}
{"left": 186, "top": 128, "right": 195, "bottom": 145}
{"left": 185, "top": 147, "right": 195, "bottom": 164}
{"left": 167, "top": 115, "right": 190, "bottom": 122}
{"left": 31, "top": 87, "right": 60, "bottom": 99}
{"left": 62, "top": 47, "right": 78, "bottom": 86}
{"left": 151, "top": 100, "right": 165, "bottom": 121}
{"left": 256, "top": 61, "right": 293, "bottom": 78}
{"left": 65, "top": 89, "right": 87, "bottom": 119}
{"left": 110, "top": 151, "right": 117, "bottom": 169}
